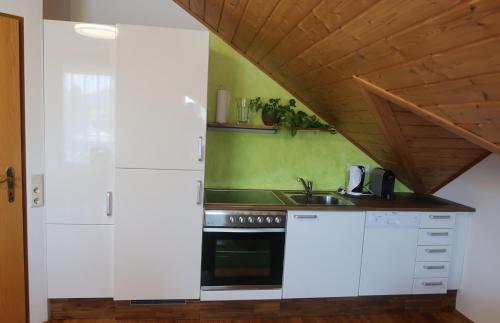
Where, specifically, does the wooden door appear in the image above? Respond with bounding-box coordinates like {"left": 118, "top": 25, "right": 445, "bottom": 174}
{"left": 0, "top": 13, "right": 27, "bottom": 323}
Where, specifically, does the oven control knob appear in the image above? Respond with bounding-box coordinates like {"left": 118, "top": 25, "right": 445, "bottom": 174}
{"left": 265, "top": 216, "right": 273, "bottom": 224}
{"left": 229, "top": 216, "right": 235, "bottom": 223}
{"left": 274, "top": 217, "right": 282, "bottom": 224}
{"left": 239, "top": 216, "right": 246, "bottom": 223}
{"left": 257, "top": 216, "right": 264, "bottom": 223}
{"left": 247, "top": 216, "right": 255, "bottom": 223}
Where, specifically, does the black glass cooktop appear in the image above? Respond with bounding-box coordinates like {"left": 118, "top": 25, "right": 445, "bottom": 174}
{"left": 204, "top": 189, "right": 284, "bottom": 205}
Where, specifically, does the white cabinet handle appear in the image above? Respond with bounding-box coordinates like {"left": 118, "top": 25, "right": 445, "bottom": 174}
{"left": 427, "top": 232, "right": 449, "bottom": 236}
{"left": 198, "top": 136, "right": 204, "bottom": 162}
{"left": 429, "top": 215, "right": 451, "bottom": 220}
{"left": 423, "top": 265, "right": 446, "bottom": 270}
{"left": 196, "top": 180, "right": 203, "bottom": 205}
{"left": 422, "top": 281, "right": 444, "bottom": 287}
{"left": 106, "top": 192, "right": 112, "bottom": 216}
{"left": 425, "top": 248, "right": 447, "bottom": 253}
{"left": 294, "top": 214, "right": 318, "bottom": 219}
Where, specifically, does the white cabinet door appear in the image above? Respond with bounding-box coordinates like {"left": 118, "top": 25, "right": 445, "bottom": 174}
{"left": 359, "top": 212, "right": 419, "bottom": 296}
{"left": 115, "top": 25, "right": 208, "bottom": 170}
{"left": 114, "top": 169, "right": 204, "bottom": 300}
{"left": 283, "top": 211, "right": 365, "bottom": 298}
{"left": 44, "top": 20, "right": 115, "bottom": 225}
{"left": 47, "top": 224, "right": 113, "bottom": 298}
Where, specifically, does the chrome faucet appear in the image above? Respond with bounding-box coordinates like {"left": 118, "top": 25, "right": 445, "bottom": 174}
{"left": 297, "top": 177, "right": 313, "bottom": 199}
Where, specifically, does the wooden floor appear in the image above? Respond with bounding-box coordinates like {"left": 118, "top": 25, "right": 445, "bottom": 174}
{"left": 49, "top": 311, "right": 471, "bottom": 322}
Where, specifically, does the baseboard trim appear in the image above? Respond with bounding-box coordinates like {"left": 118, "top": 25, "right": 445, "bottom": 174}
{"left": 49, "top": 290, "right": 458, "bottom": 320}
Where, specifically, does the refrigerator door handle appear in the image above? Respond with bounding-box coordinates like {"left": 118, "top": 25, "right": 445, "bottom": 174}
{"left": 196, "top": 180, "right": 203, "bottom": 205}
{"left": 106, "top": 191, "right": 112, "bottom": 216}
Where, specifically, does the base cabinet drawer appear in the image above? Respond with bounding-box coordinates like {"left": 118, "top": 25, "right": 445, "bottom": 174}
{"left": 414, "top": 262, "right": 449, "bottom": 278}
{"left": 420, "top": 213, "right": 455, "bottom": 229}
{"left": 413, "top": 278, "right": 448, "bottom": 294}
{"left": 416, "top": 246, "right": 452, "bottom": 262}
{"left": 418, "top": 229, "right": 454, "bottom": 245}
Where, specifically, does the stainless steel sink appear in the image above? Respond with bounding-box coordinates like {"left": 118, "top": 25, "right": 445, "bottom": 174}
{"left": 283, "top": 192, "right": 353, "bottom": 206}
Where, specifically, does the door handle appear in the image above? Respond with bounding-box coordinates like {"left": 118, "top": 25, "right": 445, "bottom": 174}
{"left": 0, "top": 167, "right": 15, "bottom": 203}
{"left": 106, "top": 192, "right": 112, "bottom": 216}
{"left": 425, "top": 248, "right": 447, "bottom": 253}
{"left": 424, "top": 265, "right": 446, "bottom": 270}
{"left": 422, "top": 281, "right": 444, "bottom": 287}
{"left": 293, "top": 214, "right": 318, "bottom": 219}
{"left": 429, "top": 215, "right": 451, "bottom": 220}
{"left": 196, "top": 180, "right": 203, "bottom": 205}
{"left": 198, "top": 136, "right": 204, "bottom": 162}
{"left": 427, "top": 232, "right": 449, "bottom": 237}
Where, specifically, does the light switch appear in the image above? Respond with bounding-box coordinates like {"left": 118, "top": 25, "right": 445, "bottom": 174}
{"left": 31, "top": 174, "right": 44, "bottom": 207}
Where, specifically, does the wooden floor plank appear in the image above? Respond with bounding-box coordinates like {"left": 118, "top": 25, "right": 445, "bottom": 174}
{"left": 48, "top": 310, "right": 472, "bottom": 322}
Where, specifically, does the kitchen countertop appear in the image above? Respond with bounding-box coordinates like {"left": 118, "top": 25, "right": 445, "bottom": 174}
{"left": 204, "top": 189, "right": 475, "bottom": 212}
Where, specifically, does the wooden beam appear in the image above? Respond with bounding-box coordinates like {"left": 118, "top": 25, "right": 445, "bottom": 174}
{"left": 353, "top": 75, "right": 500, "bottom": 155}
{"left": 361, "top": 90, "right": 427, "bottom": 193}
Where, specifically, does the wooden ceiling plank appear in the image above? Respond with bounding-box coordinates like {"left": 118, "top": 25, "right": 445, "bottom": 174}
{"left": 204, "top": 0, "right": 225, "bottom": 29}
{"left": 362, "top": 90, "right": 427, "bottom": 193}
{"left": 246, "top": 0, "right": 321, "bottom": 61}
{"left": 391, "top": 72, "right": 500, "bottom": 106}
{"left": 459, "top": 123, "right": 500, "bottom": 144}
{"left": 189, "top": 0, "right": 205, "bottom": 18}
{"left": 362, "top": 35, "right": 500, "bottom": 90}
{"left": 231, "top": 0, "right": 280, "bottom": 51}
{"left": 281, "top": 0, "right": 460, "bottom": 80}
{"left": 260, "top": 0, "right": 377, "bottom": 74}
{"left": 354, "top": 75, "right": 500, "bottom": 154}
{"left": 422, "top": 102, "right": 500, "bottom": 125}
{"left": 296, "top": 0, "right": 500, "bottom": 91}
{"left": 218, "top": 0, "right": 249, "bottom": 40}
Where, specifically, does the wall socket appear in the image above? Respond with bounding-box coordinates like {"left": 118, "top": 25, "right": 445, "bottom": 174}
{"left": 31, "top": 174, "right": 44, "bottom": 207}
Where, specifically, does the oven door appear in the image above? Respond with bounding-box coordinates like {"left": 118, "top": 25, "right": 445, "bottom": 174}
{"left": 201, "top": 228, "right": 285, "bottom": 290}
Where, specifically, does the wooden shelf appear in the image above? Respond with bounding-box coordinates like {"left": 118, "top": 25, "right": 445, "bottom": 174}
{"left": 207, "top": 122, "right": 334, "bottom": 134}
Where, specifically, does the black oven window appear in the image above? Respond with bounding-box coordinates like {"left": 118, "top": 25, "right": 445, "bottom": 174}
{"left": 214, "top": 239, "right": 272, "bottom": 278}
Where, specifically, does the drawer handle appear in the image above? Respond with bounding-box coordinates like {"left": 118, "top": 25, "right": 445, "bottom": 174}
{"left": 423, "top": 265, "right": 446, "bottom": 270}
{"left": 427, "top": 232, "right": 449, "bottom": 237}
{"left": 425, "top": 248, "right": 447, "bottom": 253}
{"left": 422, "top": 281, "right": 444, "bottom": 287}
{"left": 294, "top": 214, "right": 318, "bottom": 219}
{"left": 429, "top": 215, "right": 451, "bottom": 220}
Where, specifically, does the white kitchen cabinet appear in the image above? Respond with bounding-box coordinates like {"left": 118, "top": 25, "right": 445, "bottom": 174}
{"left": 283, "top": 211, "right": 365, "bottom": 298}
{"left": 115, "top": 24, "right": 208, "bottom": 170}
{"left": 47, "top": 224, "right": 113, "bottom": 298}
{"left": 114, "top": 169, "right": 204, "bottom": 300}
{"left": 44, "top": 20, "right": 115, "bottom": 225}
{"left": 359, "top": 212, "right": 420, "bottom": 296}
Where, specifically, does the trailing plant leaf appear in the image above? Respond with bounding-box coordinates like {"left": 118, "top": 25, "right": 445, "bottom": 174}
{"left": 250, "top": 97, "right": 335, "bottom": 136}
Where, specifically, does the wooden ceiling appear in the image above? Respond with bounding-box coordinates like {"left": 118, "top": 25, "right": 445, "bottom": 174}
{"left": 174, "top": 0, "right": 500, "bottom": 193}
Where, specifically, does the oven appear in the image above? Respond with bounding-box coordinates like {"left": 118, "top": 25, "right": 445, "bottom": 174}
{"left": 201, "top": 210, "right": 287, "bottom": 291}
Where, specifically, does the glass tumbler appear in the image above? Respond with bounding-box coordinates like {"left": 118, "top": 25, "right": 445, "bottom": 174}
{"left": 236, "top": 97, "right": 250, "bottom": 124}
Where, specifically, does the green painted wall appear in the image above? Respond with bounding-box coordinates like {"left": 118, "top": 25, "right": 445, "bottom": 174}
{"left": 205, "top": 33, "right": 409, "bottom": 192}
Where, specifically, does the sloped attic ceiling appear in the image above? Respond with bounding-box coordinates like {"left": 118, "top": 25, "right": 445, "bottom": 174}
{"left": 174, "top": 0, "right": 500, "bottom": 193}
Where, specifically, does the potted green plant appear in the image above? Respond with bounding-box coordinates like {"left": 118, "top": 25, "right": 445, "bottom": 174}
{"left": 250, "top": 97, "right": 296, "bottom": 126}
{"left": 250, "top": 97, "right": 335, "bottom": 136}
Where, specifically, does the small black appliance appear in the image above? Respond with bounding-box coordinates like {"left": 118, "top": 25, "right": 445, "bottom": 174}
{"left": 370, "top": 168, "right": 396, "bottom": 200}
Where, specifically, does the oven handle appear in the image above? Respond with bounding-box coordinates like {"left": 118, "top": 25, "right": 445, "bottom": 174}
{"left": 203, "top": 228, "right": 285, "bottom": 233}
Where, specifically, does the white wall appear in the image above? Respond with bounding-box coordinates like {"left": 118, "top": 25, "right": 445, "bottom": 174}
{"left": 44, "top": 0, "right": 205, "bottom": 29}
{"left": 437, "top": 153, "right": 500, "bottom": 323}
{"left": 0, "top": 1, "right": 47, "bottom": 322}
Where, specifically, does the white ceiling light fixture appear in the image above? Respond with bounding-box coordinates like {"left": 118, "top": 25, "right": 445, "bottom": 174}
{"left": 74, "top": 23, "right": 118, "bottom": 40}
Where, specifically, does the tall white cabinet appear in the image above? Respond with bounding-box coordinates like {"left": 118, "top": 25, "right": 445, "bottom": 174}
{"left": 44, "top": 21, "right": 208, "bottom": 300}
{"left": 113, "top": 25, "right": 208, "bottom": 300}
{"left": 44, "top": 20, "right": 115, "bottom": 298}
